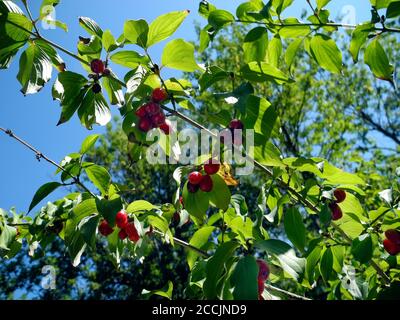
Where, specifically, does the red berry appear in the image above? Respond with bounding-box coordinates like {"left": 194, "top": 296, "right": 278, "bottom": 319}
{"left": 258, "top": 279, "right": 265, "bottom": 295}
{"left": 160, "top": 121, "right": 171, "bottom": 135}
{"left": 144, "top": 102, "right": 160, "bottom": 115}
{"left": 199, "top": 175, "right": 213, "bottom": 192}
{"left": 385, "top": 229, "right": 400, "bottom": 245}
{"left": 103, "top": 68, "right": 111, "bottom": 76}
{"left": 115, "top": 211, "right": 129, "bottom": 229}
{"left": 90, "top": 59, "right": 105, "bottom": 74}
{"left": 135, "top": 105, "right": 147, "bottom": 118}
{"left": 334, "top": 189, "right": 346, "bottom": 203}
{"left": 92, "top": 83, "right": 102, "bottom": 94}
{"left": 98, "top": 220, "right": 114, "bottom": 237}
{"left": 151, "top": 112, "right": 166, "bottom": 127}
{"left": 188, "top": 171, "right": 203, "bottom": 185}
{"left": 179, "top": 196, "right": 184, "bottom": 206}
{"left": 204, "top": 161, "right": 220, "bottom": 175}
{"left": 329, "top": 203, "right": 343, "bottom": 221}
{"left": 383, "top": 239, "right": 400, "bottom": 256}
{"left": 118, "top": 229, "right": 128, "bottom": 240}
{"left": 139, "top": 117, "right": 153, "bottom": 132}
{"left": 229, "top": 119, "right": 244, "bottom": 130}
{"left": 187, "top": 182, "right": 199, "bottom": 193}
{"left": 125, "top": 223, "right": 140, "bottom": 243}
{"left": 257, "top": 259, "right": 270, "bottom": 282}
{"left": 173, "top": 211, "right": 181, "bottom": 223}
{"left": 152, "top": 88, "right": 167, "bottom": 103}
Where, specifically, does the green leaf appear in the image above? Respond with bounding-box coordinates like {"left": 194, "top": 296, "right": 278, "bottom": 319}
{"left": 319, "top": 247, "right": 333, "bottom": 283}
{"left": 78, "top": 214, "right": 100, "bottom": 249}
{"left": 241, "top": 61, "right": 292, "bottom": 84}
{"left": 142, "top": 281, "right": 173, "bottom": 300}
{"left": 285, "top": 38, "right": 303, "bottom": 71}
{"left": 284, "top": 207, "right": 306, "bottom": 252}
{"left": 187, "top": 226, "right": 215, "bottom": 270}
{"left": 80, "top": 134, "right": 100, "bottom": 154}
{"left": 370, "top": 0, "right": 393, "bottom": 9}
{"left": 110, "top": 50, "right": 149, "bottom": 68}
{"left": 78, "top": 89, "right": 111, "bottom": 129}
{"left": 316, "top": 0, "right": 331, "bottom": 9}
{"left": 147, "top": 10, "right": 190, "bottom": 47}
{"left": 364, "top": 38, "right": 393, "bottom": 81}
{"left": 79, "top": 16, "right": 103, "bottom": 38}
{"left": 199, "top": 1, "right": 217, "bottom": 18}
{"left": 387, "top": 1, "right": 400, "bottom": 18}
{"left": 273, "top": 0, "right": 294, "bottom": 15}
{"left": 0, "top": 225, "right": 17, "bottom": 250}
{"left": 102, "top": 74, "right": 125, "bottom": 107}
{"left": 209, "top": 175, "right": 231, "bottom": 211}
{"left": 267, "top": 35, "right": 282, "bottom": 67}
{"left": 198, "top": 65, "right": 229, "bottom": 92}
{"left": 28, "top": 182, "right": 62, "bottom": 212}
{"left": 123, "top": 19, "right": 149, "bottom": 48}
{"left": 0, "top": 41, "right": 25, "bottom": 69}
{"left": 162, "top": 39, "right": 200, "bottom": 72}
{"left": 231, "top": 256, "right": 259, "bottom": 300}
{"left": 203, "top": 241, "right": 239, "bottom": 299}
{"left": 349, "top": 23, "right": 373, "bottom": 63}
{"left": 102, "top": 29, "right": 117, "bottom": 52}
{"left": 351, "top": 234, "right": 373, "bottom": 264}
{"left": 243, "top": 27, "right": 268, "bottom": 63}
{"left": 255, "top": 239, "right": 305, "bottom": 280}
{"left": 306, "top": 245, "right": 322, "bottom": 282}
{"left": 17, "top": 43, "right": 52, "bottom": 95}
{"left": 208, "top": 9, "right": 235, "bottom": 29}
{"left": 84, "top": 164, "right": 111, "bottom": 195}
{"left": 182, "top": 182, "right": 210, "bottom": 222}
{"left": 236, "top": 1, "right": 264, "bottom": 22}
{"left": 310, "top": 34, "right": 342, "bottom": 74}
{"left": 278, "top": 18, "right": 311, "bottom": 38}
{"left": 96, "top": 197, "right": 123, "bottom": 226}
{"left": 242, "top": 95, "right": 277, "bottom": 141}
{"left": 4, "top": 12, "right": 33, "bottom": 42}
{"left": 126, "top": 200, "right": 155, "bottom": 213}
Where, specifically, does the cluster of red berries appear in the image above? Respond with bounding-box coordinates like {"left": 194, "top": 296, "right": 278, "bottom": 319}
{"left": 328, "top": 189, "right": 346, "bottom": 221}
{"left": 187, "top": 160, "right": 220, "bottom": 193}
{"left": 90, "top": 59, "right": 110, "bottom": 94}
{"left": 135, "top": 88, "right": 171, "bottom": 135}
{"left": 98, "top": 210, "right": 140, "bottom": 243}
{"left": 257, "top": 259, "right": 270, "bottom": 300}
{"left": 221, "top": 119, "right": 244, "bottom": 146}
{"left": 383, "top": 229, "right": 400, "bottom": 256}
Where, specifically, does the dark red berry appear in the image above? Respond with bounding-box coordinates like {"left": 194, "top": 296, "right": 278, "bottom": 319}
{"left": 383, "top": 239, "right": 400, "bottom": 256}
{"left": 187, "top": 182, "right": 199, "bottom": 193}
{"left": 151, "top": 112, "right": 166, "bottom": 127}
{"left": 160, "top": 121, "right": 171, "bottom": 135}
{"left": 139, "top": 117, "right": 153, "bottom": 132}
{"left": 257, "top": 259, "right": 270, "bottom": 282}
{"left": 90, "top": 59, "right": 105, "bottom": 74}
{"left": 329, "top": 203, "right": 343, "bottom": 221}
{"left": 125, "top": 223, "right": 140, "bottom": 243}
{"left": 173, "top": 211, "right": 181, "bottom": 223}
{"left": 152, "top": 88, "right": 167, "bottom": 103}
{"left": 103, "top": 68, "right": 111, "bottom": 76}
{"left": 179, "top": 196, "right": 184, "bottom": 206}
{"left": 115, "top": 211, "right": 129, "bottom": 229}
{"left": 258, "top": 279, "right": 265, "bottom": 296}
{"left": 204, "top": 161, "right": 220, "bottom": 175}
{"left": 118, "top": 229, "right": 128, "bottom": 240}
{"left": 92, "top": 83, "right": 102, "bottom": 94}
{"left": 229, "top": 119, "right": 244, "bottom": 130}
{"left": 98, "top": 220, "right": 114, "bottom": 237}
{"left": 144, "top": 102, "right": 160, "bottom": 115}
{"left": 135, "top": 105, "right": 147, "bottom": 118}
{"left": 385, "top": 229, "right": 400, "bottom": 245}
{"left": 199, "top": 175, "right": 213, "bottom": 192}
{"left": 188, "top": 171, "right": 203, "bottom": 185}
{"left": 334, "top": 189, "right": 346, "bottom": 203}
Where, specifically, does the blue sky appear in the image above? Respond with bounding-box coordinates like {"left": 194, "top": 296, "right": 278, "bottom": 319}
{"left": 0, "top": 1, "right": 372, "bottom": 213}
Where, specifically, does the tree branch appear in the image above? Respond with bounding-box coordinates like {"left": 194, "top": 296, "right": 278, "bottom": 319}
{"left": 0, "top": 127, "right": 96, "bottom": 197}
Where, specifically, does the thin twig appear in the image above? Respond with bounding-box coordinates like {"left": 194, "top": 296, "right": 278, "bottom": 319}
{"left": 0, "top": 127, "right": 96, "bottom": 197}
